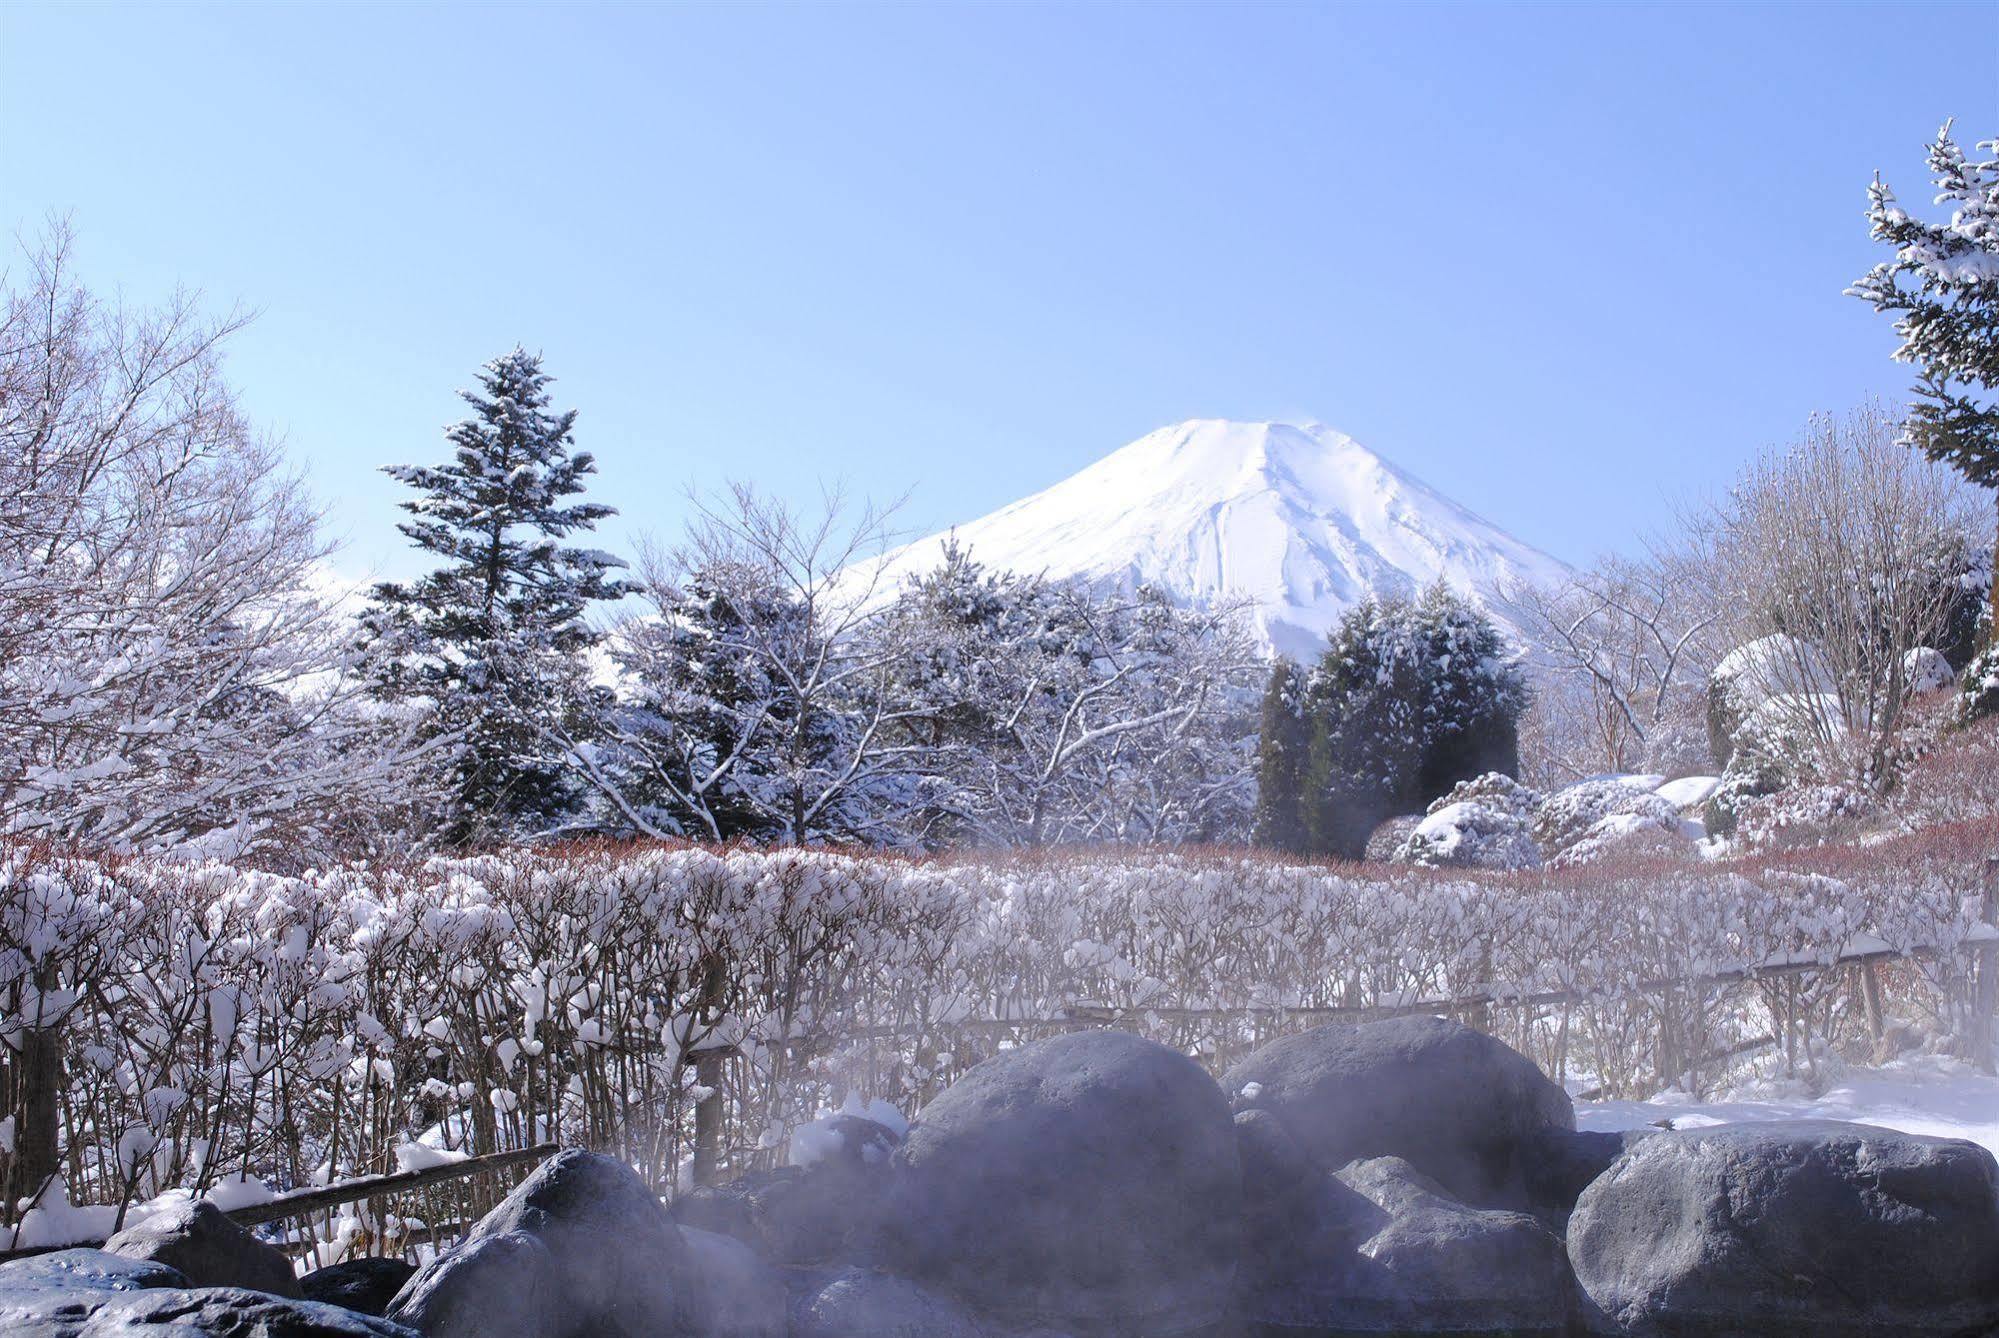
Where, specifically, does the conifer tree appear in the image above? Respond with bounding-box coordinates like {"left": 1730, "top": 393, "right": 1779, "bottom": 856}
{"left": 1251, "top": 658, "right": 1310, "bottom": 852}
{"left": 1850, "top": 121, "right": 1999, "bottom": 648}
{"left": 1295, "top": 588, "right": 1526, "bottom": 860}
{"left": 364, "top": 348, "right": 628, "bottom": 844}
{"left": 1301, "top": 600, "right": 1426, "bottom": 860}
{"left": 1413, "top": 582, "right": 1528, "bottom": 797}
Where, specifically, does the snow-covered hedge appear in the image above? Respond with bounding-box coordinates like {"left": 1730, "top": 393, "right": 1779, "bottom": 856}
{"left": 1, "top": 838, "right": 1990, "bottom": 1232}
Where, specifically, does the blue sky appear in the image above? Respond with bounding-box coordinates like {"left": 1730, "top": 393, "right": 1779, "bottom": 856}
{"left": 3, "top": 2, "right": 1993, "bottom": 583}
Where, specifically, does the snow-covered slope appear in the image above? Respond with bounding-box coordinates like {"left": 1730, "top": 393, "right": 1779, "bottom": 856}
{"left": 870, "top": 419, "right": 1570, "bottom": 658}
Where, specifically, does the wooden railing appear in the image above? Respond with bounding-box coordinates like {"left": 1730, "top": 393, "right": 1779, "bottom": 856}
{"left": 0, "top": 1143, "right": 558, "bottom": 1267}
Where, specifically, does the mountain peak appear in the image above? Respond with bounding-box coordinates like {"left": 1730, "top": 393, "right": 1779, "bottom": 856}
{"left": 874, "top": 419, "right": 1568, "bottom": 658}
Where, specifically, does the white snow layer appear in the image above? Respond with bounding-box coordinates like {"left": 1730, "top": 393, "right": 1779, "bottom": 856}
{"left": 1577, "top": 1056, "right": 1999, "bottom": 1161}
{"left": 860, "top": 419, "right": 1571, "bottom": 659}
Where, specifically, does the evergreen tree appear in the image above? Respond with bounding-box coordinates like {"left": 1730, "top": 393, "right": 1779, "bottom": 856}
{"left": 1413, "top": 583, "right": 1529, "bottom": 797}
{"left": 1301, "top": 600, "right": 1426, "bottom": 860}
{"left": 1251, "top": 658, "right": 1310, "bottom": 852}
{"left": 1295, "top": 588, "right": 1527, "bottom": 861}
{"left": 1850, "top": 121, "right": 1999, "bottom": 646}
{"left": 364, "top": 348, "right": 628, "bottom": 845}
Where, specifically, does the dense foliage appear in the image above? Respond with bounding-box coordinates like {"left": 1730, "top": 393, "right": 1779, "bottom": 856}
{"left": 2, "top": 830, "right": 1990, "bottom": 1239}
{"left": 1257, "top": 587, "right": 1528, "bottom": 859}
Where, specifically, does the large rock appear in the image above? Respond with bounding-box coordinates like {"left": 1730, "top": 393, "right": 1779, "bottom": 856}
{"left": 105, "top": 1198, "right": 301, "bottom": 1298}
{"left": 0, "top": 1282, "right": 416, "bottom": 1336}
{"left": 389, "top": 1149, "right": 691, "bottom": 1338}
{"left": 675, "top": 1116, "right": 902, "bottom": 1265}
{"left": 1224, "top": 1017, "right": 1573, "bottom": 1213}
{"left": 881, "top": 1029, "right": 1242, "bottom": 1336}
{"left": 791, "top": 1266, "right": 988, "bottom": 1338}
{"left": 1243, "top": 1156, "right": 1572, "bottom": 1336}
{"left": 388, "top": 1230, "right": 563, "bottom": 1338}
{"left": 1519, "top": 1127, "right": 1655, "bottom": 1226}
{"left": 679, "top": 1226, "right": 786, "bottom": 1338}
{"left": 1568, "top": 1119, "right": 1999, "bottom": 1336}
{"left": 0, "top": 1247, "right": 187, "bottom": 1294}
{"left": 301, "top": 1256, "right": 418, "bottom": 1316}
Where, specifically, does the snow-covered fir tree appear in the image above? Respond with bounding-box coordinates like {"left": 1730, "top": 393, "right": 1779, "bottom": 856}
{"left": 1251, "top": 659, "right": 1311, "bottom": 852}
{"left": 1413, "top": 582, "right": 1530, "bottom": 796}
{"left": 1291, "top": 586, "right": 1527, "bottom": 860}
{"left": 362, "top": 348, "right": 628, "bottom": 845}
{"left": 1850, "top": 120, "right": 1999, "bottom": 698}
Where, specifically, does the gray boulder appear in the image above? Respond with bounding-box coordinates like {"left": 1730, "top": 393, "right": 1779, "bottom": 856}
{"left": 0, "top": 1247, "right": 187, "bottom": 1294}
{"left": 680, "top": 1225, "right": 786, "bottom": 1338}
{"left": 389, "top": 1148, "right": 691, "bottom": 1338}
{"left": 1242, "top": 1156, "right": 1571, "bottom": 1336}
{"left": 105, "top": 1198, "right": 301, "bottom": 1298}
{"left": 300, "top": 1256, "right": 417, "bottom": 1316}
{"left": 388, "top": 1230, "right": 563, "bottom": 1338}
{"left": 1568, "top": 1119, "right": 1999, "bottom": 1336}
{"left": 1223, "top": 1016, "right": 1574, "bottom": 1211}
{"left": 1520, "top": 1126, "right": 1655, "bottom": 1226}
{"left": 881, "top": 1029, "right": 1241, "bottom": 1336}
{"left": 0, "top": 1283, "right": 416, "bottom": 1336}
{"left": 674, "top": 1116, "right": 902, "bottom": 1265}
{"left": 791, "top": 1266, "right": 987, "bottom": 1338}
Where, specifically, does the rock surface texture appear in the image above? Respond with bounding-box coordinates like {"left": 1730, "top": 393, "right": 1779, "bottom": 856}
{"left": 1568, "top": 1119, "right": 1999, "bottom": 1337}
{"left": 1223, "top": 1016, "right": 1575, "bottom": 1212}
{"left": 881, "top": 1028, "right": 1243, "bottom": 1336}
{"left": 104, "top": 1197, "right": 302, "bottom": 1298}
{"left": 389, "top": 1148, "right": 692, "bottom": 1338}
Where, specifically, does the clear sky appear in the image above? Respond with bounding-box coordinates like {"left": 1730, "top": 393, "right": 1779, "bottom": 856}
{"left": 3, "top": 2, "right": 1994, "bottom": 583}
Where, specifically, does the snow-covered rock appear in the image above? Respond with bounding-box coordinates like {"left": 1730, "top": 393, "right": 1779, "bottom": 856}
{"left": 1651, "top": 774, "right": 1720, "bottom": 810}
{"left": 860, "top": 419, "right": 1569, "bottom": 658}
{"left": 1713, "top": 635, "right": 1835, "bottom": 706}
{"left": 1533, "top": 778, "right": 1686, "bottom": 864}
{"left": 105, "top": 1198, "right": 299, "bottom": 1299}
{"left": 1902, "top": 645, "right": 1955, "bottom": 696}
{"left": 1391, "top": 774, "right": 1543, "bottom": 871}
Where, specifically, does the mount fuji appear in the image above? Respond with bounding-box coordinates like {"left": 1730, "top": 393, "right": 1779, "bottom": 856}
{"left": 868, "top": 419, "right": 1571, "bottom": 659}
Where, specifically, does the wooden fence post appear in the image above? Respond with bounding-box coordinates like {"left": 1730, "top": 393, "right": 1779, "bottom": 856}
{"left": 1972, "top": 858, "right": 1999, "bottom": 1079}
{"left": 690, "top": 954, "right": 727, "bottom": 1188}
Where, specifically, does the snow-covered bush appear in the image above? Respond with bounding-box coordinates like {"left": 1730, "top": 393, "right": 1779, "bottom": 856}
{"left": 1532, "top": 778, "right": 1684, "bottom": 862}
{"left": 1391, "top": 774, "right": 1542, "bottom": 871}
{"left": 2, "top": 833, "right": 1990, "bottom": 1233}
{"left": 1962, "top": 642, "right": 1999, "bottom": 723}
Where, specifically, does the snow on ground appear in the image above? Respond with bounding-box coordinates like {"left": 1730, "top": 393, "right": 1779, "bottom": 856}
{"left": 1575, "top": 1055, "right": 1999, "bottom": 1159}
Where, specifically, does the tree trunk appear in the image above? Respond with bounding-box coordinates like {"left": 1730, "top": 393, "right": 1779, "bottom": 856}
{"left": 690, "top": 954, "right": 727, "bottom": 1187}
{"left": 5, "top": 1024, "right": 62, "bottom": 1221}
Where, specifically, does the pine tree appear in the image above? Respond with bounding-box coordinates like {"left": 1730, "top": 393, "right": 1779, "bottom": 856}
{"left": 1294, "top": 589, "right": 1527, "bottom": 860}
{"left": 1301, "top": 600, "right": 1426, "bottom": 860}
{"left": 1850, "top": 121, "right": 1999, "bottom": 647}
{"left": 364, "top": 348, "right": 628, "bottom": 845}
{"left": 1413, "top": 583, "right": 1528, "bottom": 797}
{"left": 1251, "top": 659, "right": 1310, "bottom": 852}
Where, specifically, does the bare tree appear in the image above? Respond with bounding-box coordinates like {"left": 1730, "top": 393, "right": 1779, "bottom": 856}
{"left": 0, "top": 222, "right": 409, "bottom": 858}
{"left": 1687, "top": 406, "right": 1979, "bottom": 789}
{"left": 1509, "top": 553, "right": 1721, "bottom": 781}
{"left": 553, "top": 483, "right": 947, "bottom": 845}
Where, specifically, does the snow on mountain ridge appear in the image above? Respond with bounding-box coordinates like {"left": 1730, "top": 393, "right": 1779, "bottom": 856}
{"left": 870, "top": 419, "right": 1571, "bottom": 658}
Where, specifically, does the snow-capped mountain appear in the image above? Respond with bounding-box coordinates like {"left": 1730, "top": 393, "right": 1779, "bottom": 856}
{"left": 868, "top": 419, "right": 1570, "bottom": 659}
